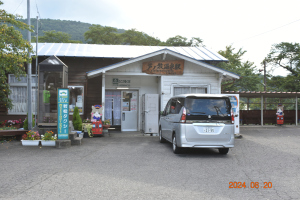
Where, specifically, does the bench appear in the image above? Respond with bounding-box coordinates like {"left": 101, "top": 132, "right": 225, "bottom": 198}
{"left": 0, "top": 130, "right": 28, "bottom": 140}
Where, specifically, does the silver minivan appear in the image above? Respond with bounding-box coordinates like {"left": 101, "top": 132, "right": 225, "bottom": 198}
{"left": 159, "top": 94, "right": 235, "bottom": 154}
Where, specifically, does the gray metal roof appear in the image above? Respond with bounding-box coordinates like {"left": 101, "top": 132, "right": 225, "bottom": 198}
{"left": 32, "top": 43, "right": 228, "bottom": 62}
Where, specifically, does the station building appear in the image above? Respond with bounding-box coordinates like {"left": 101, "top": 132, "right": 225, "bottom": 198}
{"left": 1, "top": 43, "right": 239, "bottom": 132}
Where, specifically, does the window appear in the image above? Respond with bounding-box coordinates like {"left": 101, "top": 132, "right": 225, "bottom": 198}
{"left": 174, "top": 86, "right": 207, "bottom": 96}
{"left": 68, "top": 86, "right": 84, "bottom": 115}
{"left": 164, "top": 99, "right": 172, "bottom": 115}
{"left": 8, "top": 74, "right": 38, "bottom": 115}
{"left": 170, "top": 99, "right": 177, "bottom": 114}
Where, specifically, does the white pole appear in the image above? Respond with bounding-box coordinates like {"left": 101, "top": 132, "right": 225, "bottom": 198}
{"left": 27, "top": 0, "right": 32, "bottom": 130}
{"left": 35, "top": 16, "right": 38, "bottom": 128}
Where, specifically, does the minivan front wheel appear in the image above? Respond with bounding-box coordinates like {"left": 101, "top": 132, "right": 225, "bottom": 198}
{"left": 218, "top": 148, "right": 229, "bottom": 154}
{"left": 172, "top": 135, "right": 182, "bottom": 154}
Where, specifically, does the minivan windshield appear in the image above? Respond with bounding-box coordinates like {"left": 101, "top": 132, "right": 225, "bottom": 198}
{"left": 185, "top": 97, "right": 231, "bottom": 120}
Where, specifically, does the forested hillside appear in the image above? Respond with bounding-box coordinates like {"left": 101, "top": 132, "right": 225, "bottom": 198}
{"left": 17, "top": 18, "right": 126, "bottom": 43}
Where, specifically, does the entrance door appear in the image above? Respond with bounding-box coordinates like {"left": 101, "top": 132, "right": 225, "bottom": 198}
{"left": 121, "top": 91, "right": 138, "bottom": 131}
{"left": 105, "top": 91, "right": 121, "bottom": 125}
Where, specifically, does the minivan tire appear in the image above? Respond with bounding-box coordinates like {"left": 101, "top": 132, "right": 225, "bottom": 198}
{"left": 218, "top": 148, "right": 229, "bottom": 154}
{"left": 159, "top": 129, "right": 166, "bottom": 143}
{"left": 172, "top": 134, "right": 182, "bottom": 154}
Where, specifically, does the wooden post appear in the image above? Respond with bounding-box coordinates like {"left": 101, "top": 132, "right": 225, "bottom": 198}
{"left": 261, "top": 95, "right": 264, "bottom": 126}
{"left": 296, "top": 96, "right": 298, "bottom": 126}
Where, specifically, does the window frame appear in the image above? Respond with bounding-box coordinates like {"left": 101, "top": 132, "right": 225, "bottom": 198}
{"left": 8, "top": 74, "right": 38, "bottom": 115}
{"left": 68, "top": 85, "right": 84, "bottom": 115}
{"left": 171, "top": 84, "right": 210, "bottom": 97}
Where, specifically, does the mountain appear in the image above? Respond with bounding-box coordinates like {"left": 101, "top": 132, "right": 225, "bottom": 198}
{"left": 17, "top": 18, "right": 126, "bottom": 43}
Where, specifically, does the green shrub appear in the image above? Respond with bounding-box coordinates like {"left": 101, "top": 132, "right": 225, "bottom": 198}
{"left": 72, "top": 106, "right": 82, "bottom": 131}
{"left": 23, "top": 113, "right": 35, "bottom": 130}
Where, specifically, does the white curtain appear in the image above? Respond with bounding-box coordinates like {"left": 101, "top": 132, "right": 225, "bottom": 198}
{"left": 174, "top": 87, "right": 206, "bottom": 96}
{"left": 105, "top": 91, "right": 121, "bottom": 125}
{"left": 9, "top": 87, "right": 27, "bottom": 113}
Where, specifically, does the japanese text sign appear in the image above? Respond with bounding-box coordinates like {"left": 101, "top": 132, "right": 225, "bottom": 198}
{"left": 57, "top": 88, "right": 69, "bottom": 139}
{"left": 142, "top": 60, "right": 184, "bottom": 75}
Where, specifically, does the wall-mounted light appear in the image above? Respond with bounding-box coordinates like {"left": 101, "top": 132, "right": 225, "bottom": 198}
{"left": 117, "top": 87, "right": 129, "bottom": 90}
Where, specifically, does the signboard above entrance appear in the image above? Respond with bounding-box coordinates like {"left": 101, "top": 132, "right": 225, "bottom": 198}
{"left": 142, "top": 60, "right": 184, "bottom": 75}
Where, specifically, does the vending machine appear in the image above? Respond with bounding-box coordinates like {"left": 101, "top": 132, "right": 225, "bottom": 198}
{"left": 142, "top": 94, "right": 159, "bottom": 135}
{"left": 223, "top": 94, "right": 240, "bottom": 135}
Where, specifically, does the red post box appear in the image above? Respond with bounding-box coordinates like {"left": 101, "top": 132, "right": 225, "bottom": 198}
{"left": 92, "top": 121, "right": 103, "bottom": 135}
{"left": 276, "top": 104, "right": 284, "bottom": 125}
{"left": 277, "top": 115, "right": 284, "bottom": 125}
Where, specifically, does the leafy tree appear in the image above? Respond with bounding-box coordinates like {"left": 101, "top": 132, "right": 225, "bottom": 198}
{"left": 0, "top": 1, "right": 33, "bottom": 109}
{"left": 266, "top": 42, "right": 300, "bottom": 75}
{"left": 120, "top": 29, "right": 161, "bottom": 45}
{"left": 32, "top": 30, "right": 82, "bottom": 43}
{"left": 266, "top": 42, "right": 300, "bottom": 91}
{"left": 267, "top": 75, "right": 300, "bottom": 92}
{"left": 217, "top": 45, "right": 261, "bottom": 91}
{"left": 163, "top": 35, "right": 204, "bottom": 47}
{"left": 84, "top": 25, "right": 121, "bottom": 44}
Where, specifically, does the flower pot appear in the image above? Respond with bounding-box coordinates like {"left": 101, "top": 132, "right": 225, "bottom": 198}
{"left": 41, "top": 140, "right": 56, "bottom": 146}
{"left": 12, "top": 124, "right": 21, "bottom": 129}
{"left": 103, "top": 125, "right": 111, "bottom": 129}
{"left": 21, "top": 140, "right": 40, "bottom": 146}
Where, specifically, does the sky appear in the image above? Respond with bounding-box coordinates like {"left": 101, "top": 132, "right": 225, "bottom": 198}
{"left": 2, "top": 0, "right": 300, "bottom": 76}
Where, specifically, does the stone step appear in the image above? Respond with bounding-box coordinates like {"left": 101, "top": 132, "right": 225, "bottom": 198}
{"left": 69, "top": 131, "right": 77, "bottom": 140}
{"left": 71, "top": 137, "right": 83, "bottom": 145}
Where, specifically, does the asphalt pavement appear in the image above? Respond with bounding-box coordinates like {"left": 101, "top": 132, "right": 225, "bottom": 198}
{"left": 1, "top": 126, "right": 300, "bottom": 199}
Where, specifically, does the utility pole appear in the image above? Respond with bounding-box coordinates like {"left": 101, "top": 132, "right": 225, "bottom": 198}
{"left": 263, "top": 60, "right": 267, "bottom": 110}
{"left": 27, "top": 0, "right": 32, "bottom": 130}
{"left": 263, "top": 60, "right": 267, "bottom": 91}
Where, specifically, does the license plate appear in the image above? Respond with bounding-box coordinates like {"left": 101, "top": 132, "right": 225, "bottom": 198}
{"left": 203, "top": 127, "right": 215, "bottom": 133}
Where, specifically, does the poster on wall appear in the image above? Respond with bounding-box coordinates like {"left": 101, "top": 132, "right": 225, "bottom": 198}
{"left": 57, "top": 88, "right": 69, "bottom": 140}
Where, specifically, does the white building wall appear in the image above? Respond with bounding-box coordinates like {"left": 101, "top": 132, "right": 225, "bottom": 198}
{"left": 160, "top": 61, "right": 222, "bottom": 110}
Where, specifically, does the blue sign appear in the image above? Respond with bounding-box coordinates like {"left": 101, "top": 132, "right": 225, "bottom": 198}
{"left": 57, "top": 88, "right": 69, "bottom": 139}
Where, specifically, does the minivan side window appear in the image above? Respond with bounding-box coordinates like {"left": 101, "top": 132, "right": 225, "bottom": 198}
{"left": 164, "top": 99, "right": 172, "bottom": 115}
{"left": 170, "top": 99, "right": 177, "bottom": 114}
{"left": 175, "top": 98, "right": 184, "bottom": 114}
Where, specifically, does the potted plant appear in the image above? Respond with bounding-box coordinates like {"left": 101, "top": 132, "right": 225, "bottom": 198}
{"left": 5, "top": 119, "right": 22, "bottom": 129}
{"left": 72, "top": 107, "right": 82, "bottom": 131}
{"left": 85, "top": 123, "right": 93, "bottom": 137}
{"left": 21, "top": 130, "right": 40, "bottom": 146}
{"left": 103, "top": 119, "right": 111, "bottom": 129}
{"left": 23, "top": 113, "right": 35, "bottom": 130}
{"left": 41, "top": 131, "right": 57, "bottom": 146}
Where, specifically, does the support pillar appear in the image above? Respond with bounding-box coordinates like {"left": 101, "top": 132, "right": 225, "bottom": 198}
{"left": 102, "top": 73, "right": 105, "bottom": 120}
{"left": 261, "top": 95, "right": 264, "bottom": 126}
{"left": 296, "top": 96, "right": 298, "bottom": 126}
